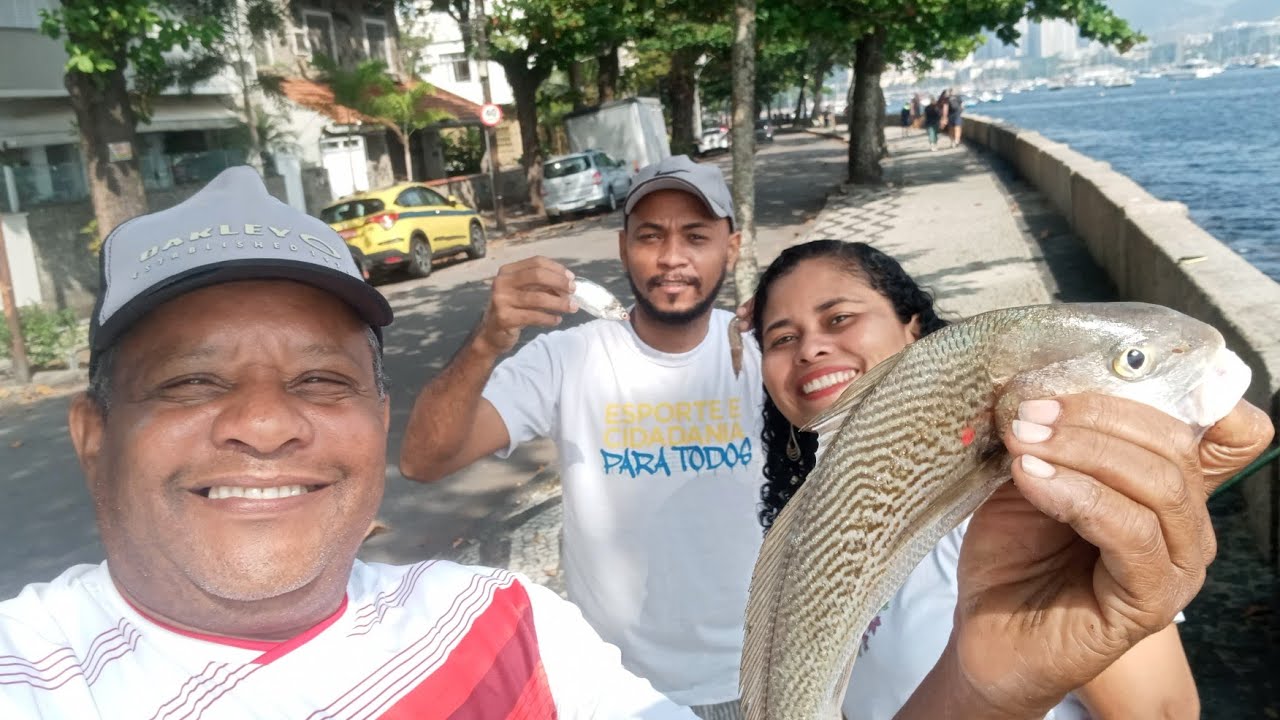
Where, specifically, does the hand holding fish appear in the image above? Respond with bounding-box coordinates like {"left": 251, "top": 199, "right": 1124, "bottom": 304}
{"left": 475, "top": 257, "right": 577, "bottom": 356}
{"left": 917, "top": 395, "right": 1274, "bottom": 720}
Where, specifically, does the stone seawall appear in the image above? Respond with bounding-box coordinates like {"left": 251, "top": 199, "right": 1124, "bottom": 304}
{"left": 962, "top": 113, "right": 1280, "bottom": 572}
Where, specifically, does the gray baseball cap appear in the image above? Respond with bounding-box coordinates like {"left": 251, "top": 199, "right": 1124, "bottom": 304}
{"left": 623, "top": 154, "right": 736, "bottom": 231}
{"left": 89, "top": 166, "right": 393, "bottom": 368}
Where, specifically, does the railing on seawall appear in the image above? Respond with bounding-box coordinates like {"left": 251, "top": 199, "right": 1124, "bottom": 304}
{"left": 963, "top": 113, "right": 1280, "bottom": 574}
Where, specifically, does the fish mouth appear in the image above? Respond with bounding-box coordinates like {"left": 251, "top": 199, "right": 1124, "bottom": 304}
{"left": 1172, "top": 348, "right": 1251, "bottom": 430}
{"left": 797, "top": 367, "right": 860, "bottom": 399}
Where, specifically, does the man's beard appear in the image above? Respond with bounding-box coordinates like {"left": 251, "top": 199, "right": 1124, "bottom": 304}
{"left": 628, "top": 266, "right": 727, "bottom": 326}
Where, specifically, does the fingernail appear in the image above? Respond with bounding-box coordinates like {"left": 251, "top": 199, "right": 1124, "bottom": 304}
{"left": 565, "top": 269, "right": 575, "bottom": 281}
{"left": 568, "top": 300, "right": 579, "bottom": 312}
{"left": 1019, "top": 400, "right": 1061, "bottom": 425}
{"left": 1021, "top": 454, "right": 1056, "bottom": 478}
{"left": 1012, "top": 419, "right": 1053, "bottom": 444}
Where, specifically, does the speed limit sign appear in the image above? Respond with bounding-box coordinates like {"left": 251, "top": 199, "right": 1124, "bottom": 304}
{"left": 480, "top": 103, "right": 502, "bottom": 127}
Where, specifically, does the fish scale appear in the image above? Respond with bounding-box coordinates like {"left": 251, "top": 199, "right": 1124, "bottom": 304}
{"left": 739, "top": 304, "right": 1253, "bottom": 720}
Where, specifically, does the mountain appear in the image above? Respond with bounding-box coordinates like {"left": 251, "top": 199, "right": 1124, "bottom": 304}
{"left": 1104, "top": 0, "right": 1221, "bottom": 41}
{"left": 1104, "top": 0, "right": 1278, "bottom": 41}
{"left": 1221, "top": 0, "right": 1280, "bottom": 22}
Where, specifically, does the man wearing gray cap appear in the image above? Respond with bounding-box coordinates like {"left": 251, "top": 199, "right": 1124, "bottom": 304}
{"left": 0, "top": 167, "right": 696, "bottom": 718}
{"left": 400, "top": 154, "right": 762, "bottom": 718}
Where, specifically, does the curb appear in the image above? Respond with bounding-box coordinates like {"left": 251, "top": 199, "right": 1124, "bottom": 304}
{"left": 804, "top": 127, "right": 848, "bottom": 144}
{"left": 0, "top": 369, "right": 88, "bottom": 406}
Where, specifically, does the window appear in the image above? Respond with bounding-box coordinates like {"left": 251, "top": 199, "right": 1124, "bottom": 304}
{"left": 0, "top": 0, "right": 55, "bottom": 29}
{"left": 320, "top": 199, "right": 386, "bottom": 224}
{"left": 421, "top": 187, "right": 449, "bottom": 206}
{"left": 253, "top": 33, "right": 276, "bottom": 67}
{"left": 396, "top": 188, "right": 428, "bottom": 207}
{"left": 302, "top": 10, "right": 336, "bottom": 62}
{"left": 444, "top": 53, "right": 471, "bottom": 83}
{"left": 543, "top": 156, "right": 591, "bottom": 179}
{"left": 364, "top": 18, "right": 390, "bottom": 65}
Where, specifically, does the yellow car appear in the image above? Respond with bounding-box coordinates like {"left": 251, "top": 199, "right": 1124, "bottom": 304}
{"left": 319, "top": 183, "right": 486, "bottom": 280}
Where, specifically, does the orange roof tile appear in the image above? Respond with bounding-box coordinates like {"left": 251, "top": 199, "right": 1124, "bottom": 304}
{"left": 277, "top": 76, "right": 374, "bottom": 125}
{"left": 278, "top": 76, "right": 486, "bottom": 127}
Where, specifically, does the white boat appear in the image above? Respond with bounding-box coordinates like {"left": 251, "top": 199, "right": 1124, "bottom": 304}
{"left": 1103, "top": 73, "right": 1135, "bottom": 88}
{"left": 1166, "top": 58, "right": 1225, "bottom": 80}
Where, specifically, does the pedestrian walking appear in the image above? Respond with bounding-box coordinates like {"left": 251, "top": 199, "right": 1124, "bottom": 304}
{"left": 947, "top": 92, "right": 965, "bottom": 148}
{"left": 923, "top": 96, "right": 942, "bottom": 150}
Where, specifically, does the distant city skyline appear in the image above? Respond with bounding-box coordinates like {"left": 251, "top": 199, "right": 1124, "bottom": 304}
{"left": 972, "top": 3, "right": 1277, "bottom": 63}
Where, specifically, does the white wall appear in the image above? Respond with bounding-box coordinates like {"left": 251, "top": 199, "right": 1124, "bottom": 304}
{"left": 403, "top": 7, "right": 514, "bottom": 105}
{"left": 0, "top": 213, "right": 43, "bottom": 307}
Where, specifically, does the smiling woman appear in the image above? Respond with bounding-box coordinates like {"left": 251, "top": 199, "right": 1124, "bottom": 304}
{"left": 750, "top": 240, "right": 947, "bottom": 530}
{"left": 746, "top": 238, "right": 1208, "bottom": 720}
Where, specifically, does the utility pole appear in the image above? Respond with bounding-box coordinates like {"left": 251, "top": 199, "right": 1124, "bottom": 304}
{"left": 473, "top": 0, "right": 505, "bottom": 234}
{"left": 0, "top": 218, "right": 31, "bottom": 384}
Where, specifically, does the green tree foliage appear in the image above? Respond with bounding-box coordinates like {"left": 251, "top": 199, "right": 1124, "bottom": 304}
{"left": 38, "top": 0, "right": 282, "bottom": 244}
{"left": 40, "top": 0, "right": 223, "bottom": 109}
{"left": 318, "top": 58, "right": 454, "bottom": 181}
{"left": 440, "top": 128, "right": 486, "bottom": 175}
{"left": 759, "top": 0, "right": 1143, "bottom": 183}
{"left": 0, "top": 305, "right": 86, "bottom": 370}
{"left": 431, "top": 0, "right": 632, "bottom": 210}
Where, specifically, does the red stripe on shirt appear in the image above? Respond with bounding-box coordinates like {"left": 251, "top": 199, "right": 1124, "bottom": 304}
{"left": 376, "top": 581, "right": 555, "bottom": 720}
{"left": 122, "top": 593, "right": 348, "bottom": 665}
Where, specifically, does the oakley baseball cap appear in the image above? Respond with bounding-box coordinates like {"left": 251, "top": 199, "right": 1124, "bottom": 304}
{"left": 623, "top": 154, "right": 736, "bottom": 231}
{"left": 88, "top": 166, "right": 393, "bottom": 369}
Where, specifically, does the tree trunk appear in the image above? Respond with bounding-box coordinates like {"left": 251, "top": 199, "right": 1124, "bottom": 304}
{"left": 232, "top": 17, "right": 263, "bottom": 172}
{"left": 501, "top": 54, "right": 550, "bottom": 213}
{"left": 667, "top": 49, "right": 699, "bottom": 157}
{"left": 397, "top": 128, "right": 414, "bottom": 181}
{"left": 876, "top": 84, "right": 888, "bottom": 158}
{"left": 812, "top": 57, "right": 832, "bottom": 118}
{"left": 596, "top": 45, "right": 619, "bottom": 103}
{"left": 793, "top": 84, "right": 806, "bottom": 123}
{"left": 65, "top": 64, "right": 148, "bottom": 244}
{"left": 237, "top": 61, "right": 263, "bottom": 172}
{"left": 848, "top": 28, "right": 886, "bottom": 184}
{"left": 567, "top": 60, "right": 588, "bottom": 110}
{"left": 730, "top": 0, "right": 759, "bottom": 303}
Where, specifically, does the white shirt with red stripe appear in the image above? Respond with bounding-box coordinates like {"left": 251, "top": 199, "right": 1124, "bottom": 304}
{"left": 0, "top": 560, "right": 695, "bottom": 719}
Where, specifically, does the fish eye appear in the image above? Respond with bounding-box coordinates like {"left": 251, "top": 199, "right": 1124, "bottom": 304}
{"left": 1112, "top": 345, "right": 1154, "bottom": 380}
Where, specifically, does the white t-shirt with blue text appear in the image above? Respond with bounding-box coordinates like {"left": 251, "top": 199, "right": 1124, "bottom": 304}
{"left": 483, "top": 308, "right": 764, "bottom": 707}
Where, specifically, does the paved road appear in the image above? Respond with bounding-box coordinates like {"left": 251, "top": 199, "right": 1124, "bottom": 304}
{"left": 0, "top": 131, "right": 848, "bottom": 599}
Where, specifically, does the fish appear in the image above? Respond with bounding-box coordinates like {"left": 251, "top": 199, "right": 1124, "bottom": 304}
{"left": 571, "top": 278, "right": 628, "bottom": 321}
{"left": 729, "top": 316, "right": 745, "bottom": 378}
{"left": 739, "top": 302, "right": 1252, "bottom": 720}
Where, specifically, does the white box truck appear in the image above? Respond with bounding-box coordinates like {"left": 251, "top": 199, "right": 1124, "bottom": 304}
{"left": 563, "top": 97, "right": 671, "bottom": 173}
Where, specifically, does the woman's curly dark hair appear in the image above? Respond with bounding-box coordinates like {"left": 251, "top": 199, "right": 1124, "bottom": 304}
{"left": 751, "top": 240, "right": 949, "bottom": 532}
